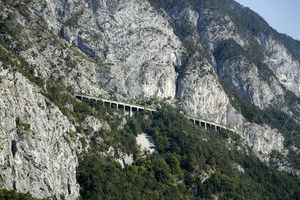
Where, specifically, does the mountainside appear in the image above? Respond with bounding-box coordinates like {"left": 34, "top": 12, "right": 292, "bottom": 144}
{"left": 0, "top": 0, "right": 299, "bottom": 199}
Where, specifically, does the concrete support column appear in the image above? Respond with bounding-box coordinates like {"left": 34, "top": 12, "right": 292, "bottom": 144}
{"left": 193, "top": 119, "right": 196, "bottom": 124}
{"left": 130, "top": 107, "right": 132, "bottom": 117}
{"left": 205, "top": 123, "right": 207, "bottom": 131}
{"left": 109, "top": 102, "right": 111, "bottom": 108}
{"left": 215, "top": 125, "right": 217, "bottom": 131}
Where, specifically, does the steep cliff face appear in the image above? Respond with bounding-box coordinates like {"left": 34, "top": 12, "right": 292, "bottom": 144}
{"left": 28, "top": 0, "right": 183, "bottom": 99}
{"left": 258, "top": 35, "right": 300, "bottom": 97}
{"left": 0, "top": 0, "right": 299, "bottom": 198}
{"left": 164, "top": 2, "right": 293, "bottom": 112}
{"left": 0, "top": 64, "right": 80, "bottom": 199}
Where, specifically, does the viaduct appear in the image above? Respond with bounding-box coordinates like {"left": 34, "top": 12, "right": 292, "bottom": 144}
{"left": 75, "top": 94, "right": 236, "bottom": 133}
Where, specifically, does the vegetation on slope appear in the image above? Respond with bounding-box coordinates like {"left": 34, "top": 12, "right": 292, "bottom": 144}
{"left": 77, "top": 105, "right": 300, "bottom": 200}
{"left": 0, "top": 189, "right": 38, "bottom": 200}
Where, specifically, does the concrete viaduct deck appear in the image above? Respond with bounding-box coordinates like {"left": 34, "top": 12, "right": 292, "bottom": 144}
{"left": 75, "top": 94, "right": 236, "bottom": 133}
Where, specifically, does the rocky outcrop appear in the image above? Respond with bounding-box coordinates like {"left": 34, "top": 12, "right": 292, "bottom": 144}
{"left": 215, "top": 58, "right": 285, "bottom": 110}
{"left": 257, "top": 35, "right": 300, "bottom": 97}
{"left": 176, "top": 57, "right": 231, "bottom": 124}
{"left": 0, "top": 64, "right": 80, "bottom": 199}
{"left": 28, "top": 0, "right": 183, "bottom": 99}
{"left": 103, "top": 146, "right": 134, "bottom": 169}
{"left": 197, "top": 8, "right": 248, "bottom": 49}
{"left": 176, "top": 5, "right": 290, "bottom": 112}
{"left": 82, "top": 116, "right": 102, "bottom": 133}
{"left": 136, "top": 133, "right": 156, "bottom": 155}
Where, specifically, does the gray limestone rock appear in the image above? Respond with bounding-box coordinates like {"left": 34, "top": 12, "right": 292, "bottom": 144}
{"left": 82, "top": 116, "right": 102, "bottom": 133}
{"left": 258, "top": 35, "right": 300, "bottom": 97}
{"left": 0, "top": 67, "right": 80, "bottom": 199}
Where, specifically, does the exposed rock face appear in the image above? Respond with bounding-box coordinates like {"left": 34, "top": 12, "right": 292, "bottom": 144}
{"left": 0, "top": 65, "right": 80, "bottom": 199}
{"left": 29, "top": 0, "right": 182, "bottom": 99}
{"left": 197, "top": 8, "right": 248, "bottom": 49}
{"left": 174, "top": 5, "right": 290, "bottom": 112}
{"left": 215, "top": 58, "right": 285, "bottom": 110}
{"left": 258, "top": 35, "right": 300, "bottom": 97}
{"left": 176, "top": 57, "right": 231, "bottom": 124}
{"left": 233, "top": 163, "right": 245, "bottom": 173}
{"left": 82, "top": 116, "right": 102, "bottom": 133}
{"left": 136, "top": 133, "right": 156, "bottom": 155}
{"left": 104, "top": 146, "right": 134, "bottom": 169}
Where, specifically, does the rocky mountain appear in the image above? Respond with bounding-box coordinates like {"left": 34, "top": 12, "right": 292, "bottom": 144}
{"left": 0, "top": 0, "right": 299, "bottom": 199}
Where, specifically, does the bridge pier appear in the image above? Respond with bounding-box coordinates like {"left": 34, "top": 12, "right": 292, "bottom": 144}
{"left": 118, "top": 104, "right": 125, "bottom": 112}
{"left": 200, "top": 121, "right": 206, "bottom": 131}
{"left": 75, "top": 95, "right": 82, "bottom": 100}
{"left": 189, "top": 118, "right": 195, "bottom": 124}
{"left": 207, "top": 123, "right": 211, "bottom": 131}
{"left": 132, "top": 107, "right": 137, "bottom": 115}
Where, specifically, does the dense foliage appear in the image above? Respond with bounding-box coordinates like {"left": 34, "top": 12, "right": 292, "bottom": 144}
{"left": 0, "top": 189, "right": 37, "bottom": 200}
{"left": 77, "top": 106, "right": 300, "bottom": 200}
